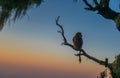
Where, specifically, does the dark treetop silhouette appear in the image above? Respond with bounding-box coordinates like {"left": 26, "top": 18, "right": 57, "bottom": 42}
{"left": 0, "top": 0, "right": 120, "bottom": 32}
{"left": 82, "top": 0, "right": 120, "bottom": 32}
{"left": 56, "top": 16, "right": 120, "bottom": 78}
{"left": 0, "top": 0, "right": 42, "bottom": 30}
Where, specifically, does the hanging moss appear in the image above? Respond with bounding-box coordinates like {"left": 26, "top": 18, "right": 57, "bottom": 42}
{"left": 0, "top": 0, "right": 42, "bottom": 30}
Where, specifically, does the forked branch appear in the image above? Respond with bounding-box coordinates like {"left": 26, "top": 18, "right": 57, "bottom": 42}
{"left": 56, "top": 16, "right": 75, "bottom": 50}
{"left": 82, "top": 0, "right": 120, "bottom": 31}
{"left": 56, "top": 16, "right": 113, "bottom": 71}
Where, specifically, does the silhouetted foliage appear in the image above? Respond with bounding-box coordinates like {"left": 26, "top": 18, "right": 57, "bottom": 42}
{"left": 111, "top": 54, "right": 120, "bottom": 78}
{"left": 0, "top": 0, "right": 42, "bottom": 30}
{"left": 82, "top": 0, "right": 120, "bottom": 32}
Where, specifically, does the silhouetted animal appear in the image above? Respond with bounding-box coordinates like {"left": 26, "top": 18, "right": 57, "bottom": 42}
{"left": 73, "top": 32, "right": 83, "bottom": 63}
{"left": 73, "top": 32, "right": 83, "bottom": 51}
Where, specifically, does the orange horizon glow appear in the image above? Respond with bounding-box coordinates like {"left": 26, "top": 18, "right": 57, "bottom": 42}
{"left": 0, "top": 45, "right": 104, "bottom": 76}
{"left": 0, "top": 33, "right": 106, "bottom": 78}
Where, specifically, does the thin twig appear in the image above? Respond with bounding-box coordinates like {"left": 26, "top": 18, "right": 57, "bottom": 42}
{"left": 56, "top": 16, "right": 75, "bottom": 50}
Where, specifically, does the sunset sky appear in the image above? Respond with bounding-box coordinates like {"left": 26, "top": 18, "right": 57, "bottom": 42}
{"left": 0, "top": 0, "right": 120, "bottom": 78}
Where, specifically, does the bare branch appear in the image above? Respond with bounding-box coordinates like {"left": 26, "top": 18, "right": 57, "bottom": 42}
{"left": 56, "top": 16, "right": 67, "bottom": 43}
{"left": 56, "top": 16, "right": 113, "bottom": 71}
{"left": 81, "top": 49, "right": 112, "bottom": 71}
{"left": 56, "top": 16, "right": 75, "bottom": 50}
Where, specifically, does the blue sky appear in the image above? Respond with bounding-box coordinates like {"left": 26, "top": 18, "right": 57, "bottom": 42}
{"left": 0, "top": 0, "right": 120, "bottom": 78}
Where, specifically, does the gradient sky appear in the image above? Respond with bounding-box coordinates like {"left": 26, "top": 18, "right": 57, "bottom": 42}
{"left": 0, "top": 0, "right": 120, "bottom": 78}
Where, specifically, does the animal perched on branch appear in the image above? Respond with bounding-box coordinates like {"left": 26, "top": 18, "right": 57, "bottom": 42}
{"left": 73, "top": 32, "right": 83, "bottom": 51}
{"left": 73, "top": 32, "right": 83, "bottom": 63}
{"left": 56, "top": 16, "right": 117, "bottom": 78}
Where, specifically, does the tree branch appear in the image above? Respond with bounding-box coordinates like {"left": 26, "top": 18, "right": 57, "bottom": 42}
{"left": 83, "top": 0, "right": 97, "bottom": 11}
{"left": 82, "top": 0, "right": 120, "bottom": 31}
{"left": 81, "top": 49, "right": 112, "bottom": 71}
{"left": 56, "top": 16, "right": 113, "bottom": 71}
{"left": 56, "top": 16, "right": 76, "bottom": 50}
